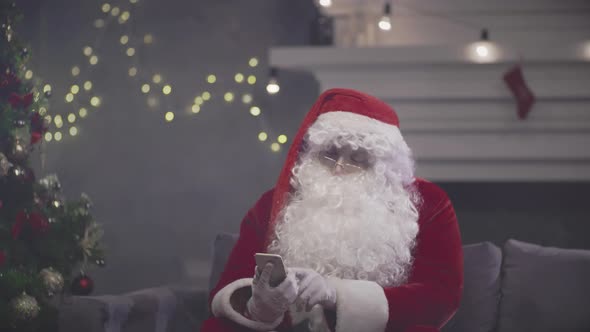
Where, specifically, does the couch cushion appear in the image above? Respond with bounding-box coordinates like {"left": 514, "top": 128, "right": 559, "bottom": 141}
{"left": 442, "top": 242, "right": 502, "bottom": 332}
{"left": 208, "top": 232, "right": 239, "bottom": 294}
{"left": 497, "top": 239, "right": 590, "bottom": 332}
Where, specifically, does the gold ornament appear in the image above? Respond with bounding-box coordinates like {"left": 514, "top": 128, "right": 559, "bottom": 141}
{"left": 39, "top": 174, "right": 62, "bottom": 191}
{"left": 39, "top": 267, "right": 65, "bottom": 296}
{"left": 0, "top": 152, "right": 11, "bottom": 176}
{"left": 10, "top": 138, "right": 28, "bottom": 162}
{"left": 10, "top": 292, "right": 40, "bottom": 320}
{"left": 79, "top": 222, "right": 104, "bottom": 259}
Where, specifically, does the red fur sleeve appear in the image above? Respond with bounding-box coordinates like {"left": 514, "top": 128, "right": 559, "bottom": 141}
{"left": 201, "top": 189, "right": 293, "bottom": 332}
{"left": 383, "top": 180, "right": 464, "bottom": 331}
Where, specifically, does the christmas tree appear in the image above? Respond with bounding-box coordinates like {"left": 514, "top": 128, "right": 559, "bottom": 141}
{"left": 0, "top": 2, "right": 105, "bottom": 331}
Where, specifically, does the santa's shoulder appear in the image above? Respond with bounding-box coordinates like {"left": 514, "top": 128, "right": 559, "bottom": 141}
{"left": 412, "top": 177, "right": 453, "bottom": 211}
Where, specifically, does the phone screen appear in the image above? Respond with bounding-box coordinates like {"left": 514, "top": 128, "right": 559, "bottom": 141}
{"left": 255, "top": 253, "right": 287, "bottom": 287}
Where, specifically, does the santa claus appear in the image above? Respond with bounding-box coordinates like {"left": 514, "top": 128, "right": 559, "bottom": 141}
{"left": 201, "top": 88, "right": 463, "bottom": 332}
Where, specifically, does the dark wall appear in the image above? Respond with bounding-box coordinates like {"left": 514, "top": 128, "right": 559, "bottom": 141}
{"left": 13, "top": 0, "right": 590, "bottom": 294}
{"left": 442, "top": 182, "right": 590, "bottom": 250}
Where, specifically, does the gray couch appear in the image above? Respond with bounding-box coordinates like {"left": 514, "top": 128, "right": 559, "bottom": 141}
{"left": 58, "top": 234, "right": 590, "bottom": 332}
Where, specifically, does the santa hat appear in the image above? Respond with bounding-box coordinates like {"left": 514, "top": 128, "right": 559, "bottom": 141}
{"left": 266, "top": 88, "right": 402, "bottom": 246}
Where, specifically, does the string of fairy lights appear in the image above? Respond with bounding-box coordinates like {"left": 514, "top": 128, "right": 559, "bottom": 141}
{"left": 33, "top": 0, "right": 288, "bottom": 153}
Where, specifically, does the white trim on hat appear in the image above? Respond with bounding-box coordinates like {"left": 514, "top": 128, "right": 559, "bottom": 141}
{"left": 313, "top": 111, "right": 402, "bottom": 143}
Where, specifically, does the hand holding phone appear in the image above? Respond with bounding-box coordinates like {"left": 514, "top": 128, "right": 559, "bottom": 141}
{"left": 248, "top": 253, "right": 297, "bottom": 323}
{"left": 254, "top": 253, "right": 287, "bottom": 287}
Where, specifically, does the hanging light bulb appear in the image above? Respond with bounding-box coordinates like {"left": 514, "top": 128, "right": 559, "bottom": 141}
{"left": 378, "top": 2, "right": 392, "bottom": 31}
{"left": 266, "top": 67, "right": 280, "bottom": 95}
{"left": 318, "top": 0, "right": 332, "bottom": 7}
{"left": 475, "top": 29, "right": 490, "bottom": 57}
{"left": 466, "top": 28, "right": 498, "bottom": 63}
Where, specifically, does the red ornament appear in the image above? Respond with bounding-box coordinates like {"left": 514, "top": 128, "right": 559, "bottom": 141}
{"left": 29, "top": 211, "right": 50, "bottom": 233}
{"left": 11, "top": 210, "right": 50, "bottom": 240}
{"left": 11, "top": 210, "right": 26, "bottom": 239}
{"left": 8, "top": 92, "right": 34, "bottom": 109}
{"left": 71, "top": 274, "right": 94, "bottom": 295}
{"left": 503, "top": 65, "right": 536, "bottom": 120}
{"left": 30, "top": 113, "right": 48, "bottom": 145}
{"left": 0, "top": 72, "right": 20, "bottom": 99}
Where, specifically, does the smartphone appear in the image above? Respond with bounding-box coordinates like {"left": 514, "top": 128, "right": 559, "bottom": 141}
{"left": 254, "top": 253, "right": 287, "bottom": 287}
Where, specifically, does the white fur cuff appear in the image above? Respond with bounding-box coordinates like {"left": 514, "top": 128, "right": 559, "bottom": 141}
{"left": 211, "top": 278, "right": 283, "bottom": 331}
{"left": 328, "top": 278, "right": 389, "bottom": 332}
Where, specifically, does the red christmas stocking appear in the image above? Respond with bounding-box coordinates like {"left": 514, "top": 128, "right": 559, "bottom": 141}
{"left": 503, "top": 65, "right": 536, "bottom": 120}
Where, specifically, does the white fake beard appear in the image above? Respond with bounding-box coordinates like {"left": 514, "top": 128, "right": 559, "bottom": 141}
{"left": 268, "top": 155, "right": 420, "bottom": 287}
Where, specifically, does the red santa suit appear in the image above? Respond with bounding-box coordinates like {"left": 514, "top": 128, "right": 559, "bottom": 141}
{"left": 201, "top": 88, "right": 463, "bottom": 332}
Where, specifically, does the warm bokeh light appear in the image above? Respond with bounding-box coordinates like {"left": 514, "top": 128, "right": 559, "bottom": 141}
{"left": 65, "top": 93, "right": 74, "bottom": 103}
{"left": 191, "top": 104, "right": 200, "bottom": 113}
{"left": 84, "top": 81, "right": 92, "bottom": 91}
{"left": 25, "top": 70, "right": 33, "bottom": 80}
{"left": 68, "top": 113, "right": 76, "bottom": 123}
{"left": 44, "top": 132, "right": 52, "bottom": 142}
{"left": 248, "top": 57, "right": 258, "bottom": 67}
{"left": 83, "top": 46, "right": 93, "bottom": 56}
{"left": 120, "top": 35, "right": 129, "bottom": 45}
{"left": 207, "top": 74, "right": 216, "bottom": 83}
{"left": 224, "top": 92, "right": 234, "bottom": 102}
{"left": 152, "top": 74, "right": 162, "bottom": 84}
{"left": 271, "top": 143, "right": 280, "bottom": 152}
{"left": 90, "top": 96, "right": 101, "bottom": 107}
{"left": 119, "top": 11, "right": 130, "bottom": 24}
{"left": 94, "top": 19, "right": 105, "bottom": 28}
{"left": 70, "top": 126, "right": 78, "bottom": 136}
{"left": 128, "top": 67, "right": 138, "bottom": 76}
{"left": 242, "top": 94, "right": 252, "bottom": 104}
{"left": 54, "top": 132, "right": 62, "bottom": 141}
{"left": 258, "top": 132, "right": 268, "bottom": 141}
{"left": 162, "top": 85, "right": 172, "bottom": 95}
{"left": 141, "top": 84, "right": 150, "bottom": 93}
{"left": 144, "top": 34, "right": 153, "bottom": 44}
{"left": 70, "top": 85, "right": 80, "bottom": 94}
{"left": 250, "top": 106, "right": 261, "bottom": 116}
{"left": 126, "top": 47, "right": 135, "bottom": 57}
{"left": 165, "top": 112, "right": 175, "bottom": 122}
{"left": 234, "top": 73, "right": 244, "bottom": 83}
{"left": 89, "top": 55, "right": 98, "bottom": 65}
{"left": 79, "top": 108, "right": 88, "bottom": 118}
{"left": 71, "top": 66, "right": 80, "bottom": 76}
{"left": 202, "top": 91, "right": 211, "bottom": 100}
{"left": 278, "top": 135, "right": 288, "bottom": 144}
{"left": 247, "top": 75, "right": 256, "bottom": 85}
{"left": 147, "top": 96, "right": 158, "bottom": 107}
{"left": 54, "top": 115, "right": 63, "bottom": 127}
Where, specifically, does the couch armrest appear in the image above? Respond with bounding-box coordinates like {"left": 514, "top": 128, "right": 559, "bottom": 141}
{"left": 56, "top": 285, "right": 210, "bottom": 332}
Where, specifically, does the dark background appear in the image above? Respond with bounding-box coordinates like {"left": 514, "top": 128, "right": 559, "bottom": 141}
{"left": 13, "top": 0, "right": 590, "bottom": 294}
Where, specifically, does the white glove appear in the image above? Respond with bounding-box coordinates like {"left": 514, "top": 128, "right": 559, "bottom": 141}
{"left": 246, "top": 262, "right": 299, "bottom": 323}
{"left": 292, "top": 268, "right": 337, "bottom": 311}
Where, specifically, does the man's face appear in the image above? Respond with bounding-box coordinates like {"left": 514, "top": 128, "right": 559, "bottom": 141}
{"left": 317, "top": 144, "right": 374, "bottom": 176}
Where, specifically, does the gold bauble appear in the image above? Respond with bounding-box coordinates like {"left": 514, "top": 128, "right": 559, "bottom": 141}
{"left": 10, "top": 292, "right": 40, "bottom": 320}
{"left": 40, "top": 267, "right": 65, "bottom": 296}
